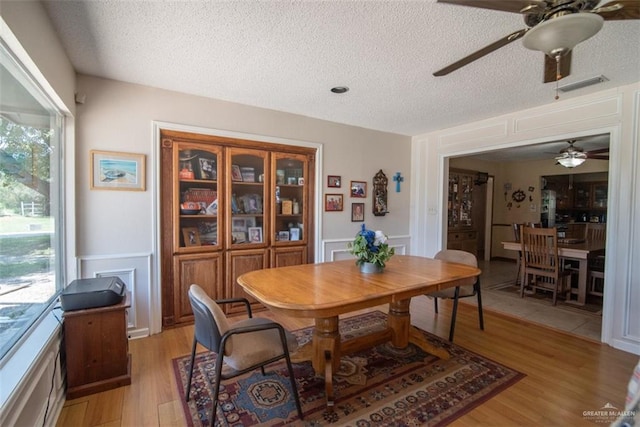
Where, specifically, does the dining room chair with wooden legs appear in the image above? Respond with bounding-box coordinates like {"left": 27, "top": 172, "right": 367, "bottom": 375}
{"left": 585, "top": 222, "right": 606, "bottom": 298}
{"left": 427, "top": 249, "right": 484, "bottom": 342}
{"left": 185, "top": 284, "right": 304, "bottom": 423}
{"left": 520, "top": 227, "right": 576, "bottom": 305}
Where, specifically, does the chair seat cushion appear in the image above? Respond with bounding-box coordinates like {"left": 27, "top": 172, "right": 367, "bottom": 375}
{"left": 224, "top": 317, "right": 298, "bottom": 371}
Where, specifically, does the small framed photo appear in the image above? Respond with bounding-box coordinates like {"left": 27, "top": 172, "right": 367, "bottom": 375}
{"left": 231, "top": 164, "right": 243, "bottom": 182}
{"left": 241, "top": 166, "right": 255, "bottom": 182}
{"left": 278, "top": 230, "right": 290, "bottom": 241}
{"left": 198, "top": 158, "right": 216, "bottom": 180}
{"left": 90, "top": 150, "right": 146, "bottom": 191}
{"left": 232, "top": 231, "right": 246, "bottom": 244}
{"left": 182, "top": 227, "right": 201, "bottom": 247}
{"left": 289, "top": 227, "right": 300, "bottom": 241}
{"left": 327, "top": 175, "right": 341, "bottom": 188}
{"left": 298, "top": 177, "right": 305, "bottom": 185}
{"left": 232, "top": 218, "right": 247, "bottom": 232}
{"left": 248, "top": 227, "right": 263, "bottom": 243}
{"left": 351, "top": 203, "right": 365, "bottom": 222}
{"left": 350, "top": 181, "right": 367, "bottom": 198}
{"left": 325, "top": 194, "right": 343, "bottom": 211}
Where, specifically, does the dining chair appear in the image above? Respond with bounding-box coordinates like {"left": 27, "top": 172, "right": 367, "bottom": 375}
{"left": 512, "top": 223, "right": 523, "bottom": 284}
{"left": 185, "top": 284, "right": 303, "bottom": 422}
{"left": 584, "top": 222, "right": 606, "bottom": 243}
{"left": 428, "top": 249, "right": 484, "bottom": 342}
{"left": 520, "top": 227, "right": 575, "bottom": 305}
{"left": 585, "top": 223, "right": 606, "bottom": 297}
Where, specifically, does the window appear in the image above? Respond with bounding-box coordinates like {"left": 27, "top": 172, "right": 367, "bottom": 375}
{"left": 0, "top": 42, "right": 64, "bottom": 360}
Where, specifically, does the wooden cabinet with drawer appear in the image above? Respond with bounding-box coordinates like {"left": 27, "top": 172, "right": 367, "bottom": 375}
{"left": 447, "top": 230, "right": 478, "bottom": 256}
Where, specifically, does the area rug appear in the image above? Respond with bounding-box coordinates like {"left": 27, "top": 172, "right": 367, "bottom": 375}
{"left": 173, "top": 311, "right": 524, "bottom": 426}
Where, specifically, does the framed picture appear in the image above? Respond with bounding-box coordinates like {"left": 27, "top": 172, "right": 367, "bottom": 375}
{"left": 232, "top": 218, "right": 247, "bottom": 232}
{"left": 278, "top": 230, "right": 290, "bottom": 241}
{"left": 182, "top": 227, "right": 200, "bottom": 247}
{"left": 325, "top": 194, "right": 343, "bottom": 211}
{"left": 198, "top": 158, "right": 216, "bottom": 180}
{"left": 351, "top": 203, "right": 365, "bottom": 222}
{"left": 289, "top": 227, "right": 300, "bottom": 241}
{"left": 248, "top": 227, "right": 263, "bottom": 243}
{"left": 232, "top": 231, "right": 246, "bottom": 243}
{"left": 298, "top": 177, "right": 305, "bottom": 185}
{"left": 241, "top": 166, "right": 255, "bottom": 182}
{"left": 231, "top": 164, "right": 243, "bottom": 182}
{"left": 327, "top": 175, "right": 341, "bottom": 188}
{"left": 90, "top": 150, "right": 146, "bottom": 191}
{"left": 350, "top": 181, "right": 367, "bottom": 198}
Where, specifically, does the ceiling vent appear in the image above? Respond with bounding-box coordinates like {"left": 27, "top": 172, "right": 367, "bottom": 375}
{"left": 558, "top": 75, "right": 608, "bottom": 93}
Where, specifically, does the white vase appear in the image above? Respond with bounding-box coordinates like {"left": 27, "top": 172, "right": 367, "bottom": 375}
{"left": 360, "top": 262, "right": 383, "bottom": 274}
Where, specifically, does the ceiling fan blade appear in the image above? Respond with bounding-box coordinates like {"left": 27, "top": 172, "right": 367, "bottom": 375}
{"left": 433, "top": 29, "right": 527, "bottom": 76}
{"left": 543, "top": 51, "right": 572, "bottom": 83}
{"left": 586, "top": 148, "right": 610, "bottom": 154}
{"left": 437, "top": 0, "right": 545, "bottom": 14}
{"left": 595, "top": 0, "right": 640, "bottom": 20}
{"left": 588, "top": 155, "right": 610, "bottom": 160}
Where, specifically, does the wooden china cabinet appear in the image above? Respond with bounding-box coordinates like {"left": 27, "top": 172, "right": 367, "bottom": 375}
{"left": 160, "top": 129, "right": 315, "bottom": 327}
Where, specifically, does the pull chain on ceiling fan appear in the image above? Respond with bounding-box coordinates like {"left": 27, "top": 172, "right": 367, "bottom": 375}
{"left": 433, "top": 0, "right": 640, "bottom": 97}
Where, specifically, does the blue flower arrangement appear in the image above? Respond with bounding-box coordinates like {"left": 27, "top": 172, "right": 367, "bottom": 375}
{"left": 347, "top": 224, "right": 395, "bottom": 268}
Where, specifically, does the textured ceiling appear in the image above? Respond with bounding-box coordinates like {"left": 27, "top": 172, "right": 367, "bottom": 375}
{"left": 42, "top": 0, "right": 640, "bottom": 138}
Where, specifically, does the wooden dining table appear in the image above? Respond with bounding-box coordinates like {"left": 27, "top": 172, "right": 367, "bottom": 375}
{"left": 237, "top": 254, "right": 481, "bottom": 409}
{"left": 501, "top": 239, "right": 605, "bottom": 305}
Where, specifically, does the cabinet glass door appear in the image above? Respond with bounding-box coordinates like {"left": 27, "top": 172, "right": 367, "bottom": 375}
{"left": 177, "top": 145, "right": 221, "bottom": 250}
{"left": 227, "top": 148, "right": 267, "bottom": 247}
{"left": 273, "top": 153, "right": 306, "bottom": 244}
{"left": 592, "top": 182, "right": 607, "bottom": 208}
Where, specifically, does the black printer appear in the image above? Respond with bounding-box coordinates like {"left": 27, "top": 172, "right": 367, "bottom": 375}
{"left": 60, "top": 277, "right": 126, "bottom": 311}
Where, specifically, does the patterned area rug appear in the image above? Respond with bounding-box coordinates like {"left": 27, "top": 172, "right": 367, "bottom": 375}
{"left": 172, "top": 311, "right": 524, "bottom": 426}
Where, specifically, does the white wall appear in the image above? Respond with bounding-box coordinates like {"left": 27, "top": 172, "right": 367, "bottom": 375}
{"left": 411, "top": 83, "right": 640, "bottom": 355}
{"left": 74, "top": 75, "right": 412, "bottom": 335}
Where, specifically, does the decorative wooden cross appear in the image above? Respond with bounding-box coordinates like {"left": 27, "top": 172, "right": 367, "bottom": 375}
{"left": 393, "top": 172, "right": 404, "bottom": 192}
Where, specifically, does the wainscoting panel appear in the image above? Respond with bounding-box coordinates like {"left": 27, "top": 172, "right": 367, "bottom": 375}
{"left": 77, "top": 253, "right": 152, "bottom": 339}
{"left": 322, "top": 236, "right": 410, "bottom": 263}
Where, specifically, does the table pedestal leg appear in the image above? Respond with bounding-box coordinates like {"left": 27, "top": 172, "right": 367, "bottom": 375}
{"left": 388, "top": 299, "right": 410, "bottom": 347}
{"left": 312, "top": 317, "right": 339, "bottom": 411}
{"left": 313, "top": 317, "right": 340, "bottom": 373}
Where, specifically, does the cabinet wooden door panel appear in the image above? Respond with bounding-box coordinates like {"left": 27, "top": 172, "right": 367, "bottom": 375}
{"left": 272, "top": 246, "right": 308, "bottom": 267}
{"left": 173, "top": 253, "right": 223, "bottom": 324}
{"left": 225, "top": 249, "right": 269, "bottom": 314}
{"left": 64, "top": 296, "right": 131, "bottom": 399}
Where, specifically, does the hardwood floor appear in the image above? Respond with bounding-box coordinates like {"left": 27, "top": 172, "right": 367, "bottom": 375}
{"left": 56, "top": 299, "right": 638, "bottom": 426}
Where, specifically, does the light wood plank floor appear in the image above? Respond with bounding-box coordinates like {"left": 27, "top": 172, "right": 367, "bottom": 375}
{"left": 56, "top": 298, "right": 638, "bottom": 426}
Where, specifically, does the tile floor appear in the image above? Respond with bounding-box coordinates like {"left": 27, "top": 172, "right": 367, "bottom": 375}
{"left": 462, "top": 259, "right": 603, "bottom": 342}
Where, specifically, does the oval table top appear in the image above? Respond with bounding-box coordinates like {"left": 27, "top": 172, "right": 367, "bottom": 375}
{"left": 237, "top": 255, "right": 481, "bottom": 318}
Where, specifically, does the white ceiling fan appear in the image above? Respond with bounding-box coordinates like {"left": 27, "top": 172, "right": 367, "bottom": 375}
{"left": 555, "top": 139, "right": 609, "bottom": 168}
{"left": 433, "top": 0, "right": 640, "bottom": 88}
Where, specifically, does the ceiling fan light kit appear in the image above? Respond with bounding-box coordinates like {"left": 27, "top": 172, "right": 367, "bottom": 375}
{"left": 521, "top": 13, "right": 604, "bottom": 57}
{"left": 556, "top": 154, "right": 587, "bottom": 168}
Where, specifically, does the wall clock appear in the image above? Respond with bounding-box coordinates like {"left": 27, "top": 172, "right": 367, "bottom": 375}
{"left": 512, "top": 189, "right": 526, "bottom": 203}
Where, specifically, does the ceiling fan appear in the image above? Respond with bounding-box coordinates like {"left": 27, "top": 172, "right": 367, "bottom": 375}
{"left": 433, "top": 0, "right": 640, "bottom": 87}
{"left": 554, "top": 139, "right": 609, "bottom": 167}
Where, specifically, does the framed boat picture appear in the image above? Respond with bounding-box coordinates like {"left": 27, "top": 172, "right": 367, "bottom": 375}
{"left": 90, "top": 150, "right": 146, "bottom": 191}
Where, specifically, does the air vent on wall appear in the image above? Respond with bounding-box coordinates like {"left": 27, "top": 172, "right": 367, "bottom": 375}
{"left": 558, "top": 75, "right": 608, "bottom": 93}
